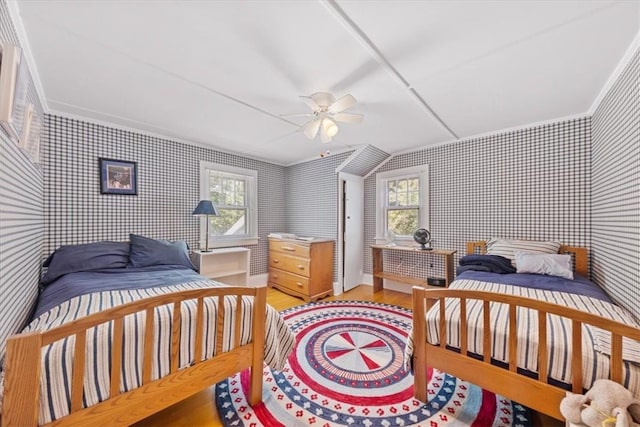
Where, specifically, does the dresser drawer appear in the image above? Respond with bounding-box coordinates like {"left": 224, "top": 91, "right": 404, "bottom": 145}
{"left": 269, "top": 269, "right": 309, "bottom": 294}
{"left": 269, "top": 240, "right": 311, "bottom": 258}
{"left": 269, "top": 253, "right": 310, "bottom": 276}
{"left": 268, "top": 237, "right": 333, "bottom": 302}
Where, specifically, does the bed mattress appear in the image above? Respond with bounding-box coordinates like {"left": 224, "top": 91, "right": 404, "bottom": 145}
{"left": 405, "top": 272, "right": 640, "bottom": 396}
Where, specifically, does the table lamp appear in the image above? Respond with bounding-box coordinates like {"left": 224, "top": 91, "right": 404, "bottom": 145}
{"left": 192, "top": 200, "right": 219, "bottom": 252}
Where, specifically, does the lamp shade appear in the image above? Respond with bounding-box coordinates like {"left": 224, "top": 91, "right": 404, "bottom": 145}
{"left": 192, "top": 200, "right": 219, "bottom": 216}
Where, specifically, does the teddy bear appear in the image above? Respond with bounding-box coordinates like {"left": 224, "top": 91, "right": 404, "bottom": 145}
{"left": 560, "top": 379, "right": 640, "bottom": 427}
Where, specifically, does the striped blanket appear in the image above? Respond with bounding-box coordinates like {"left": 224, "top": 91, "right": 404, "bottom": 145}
{"left": 1, "top": 280, "right": 295, "bottom": 424}
{"left": 405, "top": 278, "right": 640, "bottom": 396}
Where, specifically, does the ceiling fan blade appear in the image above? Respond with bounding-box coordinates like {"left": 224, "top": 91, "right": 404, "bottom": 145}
{"left": 300, "top": 96, "right": 320, "bottom": 111}
{"left": 301, "top": 118, "right": 321, "bottom": 140}
{"left": 333, "top": 112, "right": 364, "bottom": 124}
{"left": 280, "top": 113, "right": 315, "bottom": 118}
{"left": 328, "top": 94, "right": 357, "bottom": 114}
{"left": 310, "top": 92, "right": 335, "bottom": 108}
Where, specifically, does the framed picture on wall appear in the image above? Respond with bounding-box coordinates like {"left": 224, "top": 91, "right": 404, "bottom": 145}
{"left": 25, "top": 105, "right": 42, "bottom": 163}
{"left": 0, "top": 42, "right": 30, "bottom": 143}
{"left": 99, "top": 158, "right": 138, "bottom": 195}
{"left": 19, "top": 103, "right": 33, "bottom": 149}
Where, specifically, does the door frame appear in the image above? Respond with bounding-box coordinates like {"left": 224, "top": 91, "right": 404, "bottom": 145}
{"left": 337, "top": 172, "right": 364, "bottom": 294}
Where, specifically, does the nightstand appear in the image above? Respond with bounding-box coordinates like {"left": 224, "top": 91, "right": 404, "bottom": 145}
{"left": 191, "top": 247, "right": 250, "bottom": 286}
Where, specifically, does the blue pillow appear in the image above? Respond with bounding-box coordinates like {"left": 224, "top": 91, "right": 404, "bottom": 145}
{"left": 41, "top": 241, "right": 130, "bottom": 286}
{"left": 129, "top": 234, "right": 195, "bottom": 270}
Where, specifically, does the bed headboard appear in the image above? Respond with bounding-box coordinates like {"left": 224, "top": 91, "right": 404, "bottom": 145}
{"left": 466, "top": 241, "right": 589, "bottom": 277}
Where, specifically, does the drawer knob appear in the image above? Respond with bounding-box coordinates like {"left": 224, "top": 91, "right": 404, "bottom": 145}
{"left": 282, "top": 246, "right": 295, "bottom": 251}
{"left": 297, "top": 265, "right": 304, "bottom": 270}
{"left": 273, "top": 259, "right": 279, "bottom": 263}
{"left": 296, "top": 282, "right": 303, "bottom": 287}
{"left": 273, "top": 275, "right": 278, "bottom": 279}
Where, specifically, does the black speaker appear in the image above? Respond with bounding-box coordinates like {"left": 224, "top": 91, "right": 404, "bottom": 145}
{"left": 427, "top": 277, "right": 446, "bottom": 287}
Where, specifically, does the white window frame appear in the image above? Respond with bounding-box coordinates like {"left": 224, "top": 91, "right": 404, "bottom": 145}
{"left": 375, "top": 165, "right": 429, "bottom": 243}
{"left": 200, "top": 161, "right": 258, "bottom": 248}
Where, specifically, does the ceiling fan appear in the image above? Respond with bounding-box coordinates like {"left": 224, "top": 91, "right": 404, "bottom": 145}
{"left": 285, "top": 92, "right": 364, "bottom": 143}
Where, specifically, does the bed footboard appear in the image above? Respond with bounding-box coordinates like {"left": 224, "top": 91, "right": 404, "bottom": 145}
{"left": 411, "top": 286, "right": 640, "bottom": 420}
{"left": 1, "top": 286, "right": 267, "bottom": 427}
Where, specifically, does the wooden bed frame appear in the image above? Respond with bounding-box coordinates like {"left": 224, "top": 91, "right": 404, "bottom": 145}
{"left": 412, "top": 242, "right": 640, "bottom": 420}
{"left": 1, "top": 285, "right": 267, "bottom": 427}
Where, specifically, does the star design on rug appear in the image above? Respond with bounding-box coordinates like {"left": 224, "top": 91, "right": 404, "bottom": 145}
{"left": 324, "top": 331, "right": 391, "bottom": 371}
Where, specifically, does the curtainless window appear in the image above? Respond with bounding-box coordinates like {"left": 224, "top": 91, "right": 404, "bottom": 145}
{"left": 200, "top": 162, "right": 258, "bottom": 247}
{"left": 376, "top": 165, "right": 429, "bottom": 242}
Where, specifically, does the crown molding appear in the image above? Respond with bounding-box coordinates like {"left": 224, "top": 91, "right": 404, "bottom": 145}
{"left": 47, "top": 107, "right": 288, "bottom": 167}
{"left": 420, "top": 113, "right": 592, "bottom": 152}
{"left": 6, "top": 1, "right": 49, "bottom": 112}
{"left": 588, "top": 29, "right": 640, "bottom": 115}
{"left": 368, "top": 112, "right": 592, "bottom": 176}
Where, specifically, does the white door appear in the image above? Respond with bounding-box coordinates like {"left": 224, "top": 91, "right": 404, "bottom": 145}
{"left": 340, "top": 173, "right": 364, "bottom": 292}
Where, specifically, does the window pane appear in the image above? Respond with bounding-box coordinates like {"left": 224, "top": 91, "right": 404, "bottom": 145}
{"left": 222, "top": 178, "right": 233, "bottom": 192}
{"left": 210, "top": 208, "right": 246, "bottom": 236}
{"left": 224, "top": 191, "right": 233, "bottom": 206}
{"left": 210, "top": 191, "right": 222, "bottom": 204}
{"left": 397, "top": 191, "right": 407, "bottom": 206}
{"left": 409, "top": 191, "right": 419, "bottom": 205}
{"left": 387, "top": 208, "right": 419, "bottom": 236}
{"left": 208, "top": 173, "right": 248, "bottom": 208}
{"left": 388, "top": 188, "right": 396, "bottom": 206}
{"left": 202, "top": 164, "right": 257, "bottom": 241}
{"left": 387, "top": 181, "right": 395, "bottom": 204}
{"left": 408, "top": 178, "right": 419, "bottom": 191}
{"left": 398, "top": 179, "right": 407, "bottom": 192}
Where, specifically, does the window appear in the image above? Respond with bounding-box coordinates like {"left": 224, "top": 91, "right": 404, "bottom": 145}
{"left": 376, "top": 165, "right": 429, "bottom": 241}
{"left": 200, "top": 162, "right": 258, "bottom": 247}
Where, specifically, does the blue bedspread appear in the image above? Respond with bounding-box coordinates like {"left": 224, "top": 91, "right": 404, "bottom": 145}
{"left": 35, "top": 265, "right": 204, "bottom": 318}
{"left": 456, "top": 270, "right": 611, "bottom": 302}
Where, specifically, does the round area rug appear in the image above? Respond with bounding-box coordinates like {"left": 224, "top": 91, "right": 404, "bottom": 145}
{"left": 215, "top": 301, "right": 531, "bottom": 426}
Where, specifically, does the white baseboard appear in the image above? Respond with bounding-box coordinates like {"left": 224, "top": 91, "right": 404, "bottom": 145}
{"left": 333, "top": 281, "right": 342, "bottom": 296}
{"left": 361, "top": 273, "right": 373, "bottom": 286}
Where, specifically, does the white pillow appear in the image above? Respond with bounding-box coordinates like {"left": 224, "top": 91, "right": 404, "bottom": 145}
{"left": 486, "top": 238, "right": 561, "bottom": 267}
{"left": 515, "top": 252, "right": 573, "bottom": 280}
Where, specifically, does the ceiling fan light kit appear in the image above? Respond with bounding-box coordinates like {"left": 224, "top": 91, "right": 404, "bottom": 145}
{"left": 292, "top": 92, "right": 363, "bottom": 143}
{"left": 322, "top": 118, "right": 338, "bottom": 137}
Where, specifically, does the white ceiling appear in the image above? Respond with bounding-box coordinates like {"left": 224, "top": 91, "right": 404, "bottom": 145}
{"left": 14, "top": 0, "right": 640, "bottom": 165}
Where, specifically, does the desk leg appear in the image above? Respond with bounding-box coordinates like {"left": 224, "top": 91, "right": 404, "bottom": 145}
{"left": 372, "top": 247, "right": 383, "bottom": 292}
{"left": 445, "top": 253, "right": 454, "bottom": 287}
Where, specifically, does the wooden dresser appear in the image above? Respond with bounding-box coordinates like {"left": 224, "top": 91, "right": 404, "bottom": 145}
{"left": 268, "top": 237, "right": 334, "bottom": 302}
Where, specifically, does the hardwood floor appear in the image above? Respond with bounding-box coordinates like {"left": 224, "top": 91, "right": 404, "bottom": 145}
{"left": 134, "top": 284, "right": 562, "bottom": 426}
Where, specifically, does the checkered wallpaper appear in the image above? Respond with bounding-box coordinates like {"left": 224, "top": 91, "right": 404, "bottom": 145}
{"left": 286, "top": 151, "right": 354, "bottom": 280}
{"left": 364, "top": 117, "right": 592, "bottom": 284}
{"left": 591, "top": 46, "right": 639, "bottom": 320}
{"left": 43, "top": 115, "right": 287, "bottom": 277}
{"left": 0, "top": 0, "right": 45, "bottom": 362}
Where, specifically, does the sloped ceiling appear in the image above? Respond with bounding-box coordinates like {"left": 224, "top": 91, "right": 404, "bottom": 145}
{"left": 14, "top": 0, "right": 640, "bottom": 165}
